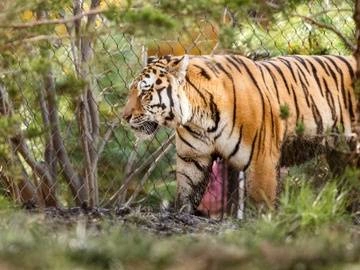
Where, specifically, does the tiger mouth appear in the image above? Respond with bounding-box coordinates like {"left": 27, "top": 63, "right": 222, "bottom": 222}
{"left": 132, "top": 121, "right": 159, "bottom": 135}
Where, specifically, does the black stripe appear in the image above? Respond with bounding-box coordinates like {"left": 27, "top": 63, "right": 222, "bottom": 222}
{"left": 296, "top": 70, "right": 311, "bottom": 107}
{"left": 214, "top": 125, "right": 226, "bottom": 141}
{"left": 309, "top": 95, "right": 323, "bottom": 134}
{"left": 177, "top": 132, "right": 195, "bottom": 149}
{"left": 243, "top": 131, "right": 259, "bottom": 172}
{"left": 257, "top": 63, "right": 276, "bottom": 140}
{"left": 172, "top": 55, "right": 184, "bottom": 65}
{"left": 177, "top": 93, "right": 183, "bottom": 116}
{"left": 166, "top": 85, "right": 174, "bottom": 106}
{"left": 322, "top": 78, "right": 337, "bottom": 122}
{"left": 207, "top": 93, "right": 220, "bottom": 133}
{"left": 321, "top": 59, "right": 339, "bottom": 90}
{"left": 264, "top": 91, "right": 276, "bottom": 142}
{"left": 332, "top": 55, "right": 355, "bottom": 79}
{"left": 214, "top": 61, "right": 237, "bottom": 137}
{"left": 337, "top": 95, "right": 344, "bottom": 130}
{"left": 323, "top": 56, "right": 348, "bottom": 109}
{"left": 292, "top": 61, "right": 310, "bottom": 86}
{"left": 205, "top": 61, "right": 220, "bottom": 76}
{"left": 225, "top": 55, "right": 243, "bottom": 73}
{"left": 149, "top": 104, "right": 166, "bottom": 109}
{"left": 291, "top": 85, "right": 300, "bottom": 122}
{"left": 278, "top": 57, "right": 298, "bottom": 83}
{"left": 312, "top": 56, "right": 330, "bottom": 76}
{"left": 193, "top": 64, "right": 211, "bottom": 80}
{"left": 292, "top": 55, "right": 310, "bottom": 73}
{"left": 177, "top": 154, "right": 204, "bottom": 172}
{"left": 234, "top": 57, "right": 266, "bottom": 146}
{"left": 156, "top": 87, "right": 165, "bottom": 104}
{"left": 348, "top": 90, "right": 355, "bottom": 121}
{"left": 183, "top": 125, "right": 204, "bottom": 141}
{"left": 177, "top": 171, "right": 195, "bottom": 186}
{"left": 305, "top": 58, "right": 324, "bottom": 97}
{"left": 185, "top": 75, "right": 207, "bottom": 105}
{"left": 265, "top": 61, "right": 291, "bottom": 95}
{"left": 228, "top": 125, "right": 243, "bottom": 158}
{"left": 258, "top": 62, "right": 281, "bottom": 104}
{"left": 165, "top": 110, "right": 174, "bottom": 121}
{"left": 215, "top": 62, "right": 232, "bottom": 78}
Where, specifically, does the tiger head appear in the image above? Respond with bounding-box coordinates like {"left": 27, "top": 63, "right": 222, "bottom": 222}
{"left": 122, "top": 55, "right": 190, "bottom": 137}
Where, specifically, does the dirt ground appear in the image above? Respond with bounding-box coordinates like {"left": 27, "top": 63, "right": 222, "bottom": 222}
{"left": 41, "top": 206, "right": 240, "bottom": 235}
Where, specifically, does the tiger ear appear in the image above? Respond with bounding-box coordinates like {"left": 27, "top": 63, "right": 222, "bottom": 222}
{"left": 168, "top": 55, "right": 189, "bottom": 83}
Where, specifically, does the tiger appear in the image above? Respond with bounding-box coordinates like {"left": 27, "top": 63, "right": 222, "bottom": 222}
{"left": 122, "top": 54, "right": 357, "bottom": 213}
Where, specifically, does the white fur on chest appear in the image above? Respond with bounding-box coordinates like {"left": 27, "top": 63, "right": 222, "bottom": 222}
{"left": 216, "top": 135, "right": 251, "bottom": 170}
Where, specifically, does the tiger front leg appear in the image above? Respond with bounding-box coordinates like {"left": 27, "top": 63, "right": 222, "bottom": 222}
{"left": 175, "top": 154, "right": 212, "bottom": 213}
{"left": 245, "top": 152, "right": 280, "bottom": 209}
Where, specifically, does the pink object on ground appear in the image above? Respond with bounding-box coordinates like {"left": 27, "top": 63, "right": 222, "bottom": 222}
{"left": 197, "top": 158, "right": 228, "bottom": 218}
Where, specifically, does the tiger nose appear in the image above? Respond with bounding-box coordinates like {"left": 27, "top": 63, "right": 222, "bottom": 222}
{"left": 122, "top": 110, "right": 132, "bottom": 123}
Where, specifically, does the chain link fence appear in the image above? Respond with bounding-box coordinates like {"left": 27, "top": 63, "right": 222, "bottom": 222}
{"left": 0, "top": 0, "right": 355, "bottom": 217}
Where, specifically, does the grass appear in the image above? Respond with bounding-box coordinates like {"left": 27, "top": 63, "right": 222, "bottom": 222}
{"left": 0, "top": 210, "right": 358, "bottom": 270}
{"left": 0, "top": 165, "right": 359, "bottom": 270}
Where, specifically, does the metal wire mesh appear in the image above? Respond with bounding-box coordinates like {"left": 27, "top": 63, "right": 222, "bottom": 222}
{"left": 0, "top": 0, "right": 355, "bottom": 217}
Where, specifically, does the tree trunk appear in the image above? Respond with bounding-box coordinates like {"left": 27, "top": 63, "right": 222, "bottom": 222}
{"left": 75, "top": 0, "right": 100, "bottom": 207}
{"left": 354, "top": 1, "right": 360, "bottom": 125}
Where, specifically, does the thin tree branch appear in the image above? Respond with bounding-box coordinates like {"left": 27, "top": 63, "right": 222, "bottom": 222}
{"left": 36, "top": 9, "right": 58, "bottom": 207}
{"left": 11, "top": 137, "right": 52, "bottom": 196}
{"left": 0, "top": 164, "right": 21, "bottom": 203}
{"left": 0, "top": 8, "right": 106, "bottom": 29}
{"left": 295, "top": 14, "right": 355, "bottom": 51}
{"left": 77, "top": 0, "right": 101, "bottom": 206}
{"left": 109, "top": 133, "right": 175, "bottom": 205}
{"left": 45, "top": 71, "right": 88, "bottom": 205}
{"left": 0, "top": 85, "right": 43, "bottom": 205}
{"left": 353, "top": 0, "right": 360, "bottom": 144}
{"left": 93, "top": 120, "right": 119, "bottom": 167}
{"left": 125, "top": 143, "right": 173, "bottom": 206}
{"left": 211, "top": 7, "right": 229, "bottom": 55}
{"left": 78, "top": 99, "right": 92, "bottom": 204}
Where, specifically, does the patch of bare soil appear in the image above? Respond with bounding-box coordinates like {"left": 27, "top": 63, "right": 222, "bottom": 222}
{"left": 38, "top": 207, "right": 239, "bottom": 234}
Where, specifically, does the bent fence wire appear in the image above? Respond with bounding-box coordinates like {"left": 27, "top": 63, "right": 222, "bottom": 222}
{"left": 0, "top": 0, "right": 355, "bottom": 217}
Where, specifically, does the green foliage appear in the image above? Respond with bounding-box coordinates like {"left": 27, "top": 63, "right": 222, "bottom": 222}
{"left": 279, "top": 179, "right": 348, "bottom": 231}
{"left": 123, "top": 6, "right": 176, "bottom": 34}
{"left": 0, "top": 196, "right": 17, "bottom": 210}
{"left": 104, "top": 4, "right": 176, "bottom": 36}
{"left": 295, "top": 120, "right": 305, "bottom": 136}
{"left": 235, "top": 1, "right": 354, "bottom": 56}
{"left": 219, "top": 26, "right": 239, "bottom": 49}
{"left": 279, "top": 103, "right": 290, "bottom": 120}
{"left": 0, "top": 114, "right": 21, "bottom": 138}
{"left": 24, "top": 125, "right": 44, "bottom": 139}
{"left": 55, "top": 74, "right": 87, "bottom": 96}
